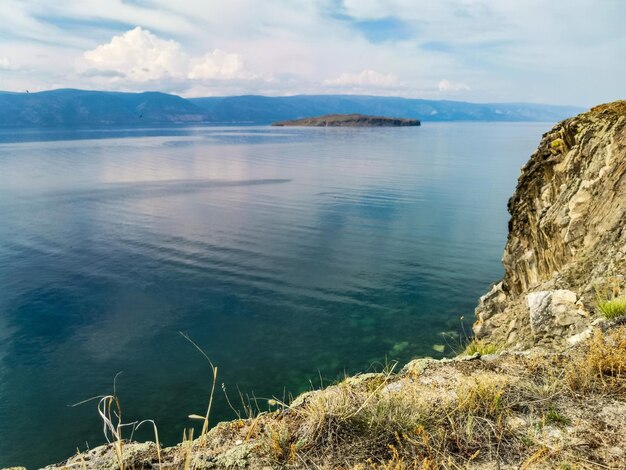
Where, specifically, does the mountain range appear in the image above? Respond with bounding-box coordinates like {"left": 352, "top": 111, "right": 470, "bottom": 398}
{"left": 0, "top": 89, "right": 584, "bottom": 126}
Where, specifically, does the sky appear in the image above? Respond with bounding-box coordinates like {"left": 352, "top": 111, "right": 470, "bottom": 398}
{"left": 0, "top": 0, "right": 624, "bottom": 106}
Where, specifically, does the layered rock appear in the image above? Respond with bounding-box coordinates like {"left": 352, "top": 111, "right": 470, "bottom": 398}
{"left": 474, "top": 101, "right": 626, "bottom": 349}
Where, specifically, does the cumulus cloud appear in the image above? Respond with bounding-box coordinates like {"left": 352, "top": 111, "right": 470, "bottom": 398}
{"left": 80, "top": 27, "right": 258, "bottom": 90}
{"left": 188, "top": 50, "right": 254, "bottom": 80}
{"left": 325, "top": 70, "right": 398, "bottom": 87}
{"left": 82, "top": 27, "right": 187, "bottom": 81}
{"left": 437, "top": 79, "right": 470, "bottom": 92}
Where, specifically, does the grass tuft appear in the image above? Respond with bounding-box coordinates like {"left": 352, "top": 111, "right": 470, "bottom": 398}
{"left": 595, "top": 283, "right": 626, "bottom": 320}
{"left": 597, "top": 296, "right": 626, "bottom": 320}
{"left": 463, "top": 338, "right": 500, "bottom": 356}
{"left": 544, "top": 408, "right": 571, "bottom": 427}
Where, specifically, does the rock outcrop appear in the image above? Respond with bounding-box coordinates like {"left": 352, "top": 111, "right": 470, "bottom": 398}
{"left": 474, "top": 101, "right": 626, "bottom": 349}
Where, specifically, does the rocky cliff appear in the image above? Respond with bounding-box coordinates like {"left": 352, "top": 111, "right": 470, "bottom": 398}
{"left": 474, "top": 101, "right": 626, "bottom": 349}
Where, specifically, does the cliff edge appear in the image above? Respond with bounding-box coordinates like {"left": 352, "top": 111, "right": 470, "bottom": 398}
{"left": 474, "top": 101, "right": 626, "bottom": 350}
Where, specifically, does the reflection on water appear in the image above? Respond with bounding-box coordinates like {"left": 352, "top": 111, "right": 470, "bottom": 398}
{"left": 0, "top": 123, "right": 548, "bottom": 468}
{"left": 45, "top": 178, "right": 292, "bottom": 202}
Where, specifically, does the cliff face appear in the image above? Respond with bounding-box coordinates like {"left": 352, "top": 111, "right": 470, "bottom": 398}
{"left": 474, "top": 101, "right": 626, "bottom": 349}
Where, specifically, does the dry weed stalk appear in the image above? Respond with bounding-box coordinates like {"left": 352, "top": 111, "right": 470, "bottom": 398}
{"left": 96, "top": 395, "right": 127, "bottom": 470}
{"left": 180, "top": 428, "right": 195, "bottom": 470}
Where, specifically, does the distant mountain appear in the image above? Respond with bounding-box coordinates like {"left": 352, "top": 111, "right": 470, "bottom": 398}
{"left": 0, "top": 89, "right": 584, "bottom": 127}
{"left": 191, "top": 95, "right": 584, "bottom": 124}
{"left": 0, "top": 89, "right": 207, "bottom": 126}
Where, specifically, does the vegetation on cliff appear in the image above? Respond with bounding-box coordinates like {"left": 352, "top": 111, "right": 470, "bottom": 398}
{"left": 42, "top": 326, "right": 626, "bottom": 469}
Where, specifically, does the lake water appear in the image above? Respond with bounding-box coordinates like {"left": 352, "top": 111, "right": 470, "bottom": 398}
{"left": 0, "top": 123, "right": 548, "bottom": 468}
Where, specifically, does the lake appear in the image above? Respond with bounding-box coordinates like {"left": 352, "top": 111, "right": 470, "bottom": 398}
{"left": 0, "top": 123, "right": 548, "bottom": 468}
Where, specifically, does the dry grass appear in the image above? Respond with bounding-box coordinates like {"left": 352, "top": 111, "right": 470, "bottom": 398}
{"left": 53, "top": 327, "right": 626, "bottom": 470}
{"left": 179, "top": 428, "right": 195, "bottom": 470}
{"left": 565, "top": 327, "right": 626, "bottom": 395}
{"left": 252, "top": 327, "right": 626, "bottom": 468}
{"left": 69, "top": 333, "right": 220, "bottom": 470}
{"left": 258, "top": 372, "right": 517, "bottom": 467}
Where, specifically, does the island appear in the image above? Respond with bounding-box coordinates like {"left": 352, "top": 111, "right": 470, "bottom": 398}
{"left": 271, "top": 113, "right": 421, "bottom": 127}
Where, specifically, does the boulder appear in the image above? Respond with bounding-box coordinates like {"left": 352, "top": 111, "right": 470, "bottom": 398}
{"left": 527, "top": 290, "right": 588, "bottom": 343}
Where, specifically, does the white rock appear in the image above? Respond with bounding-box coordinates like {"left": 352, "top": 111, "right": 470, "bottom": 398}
{"left": 566, "top": 327, "right": 593, "bottom": 346}
{"left": 527, "top": 290, "right": 583, "bottom": 339}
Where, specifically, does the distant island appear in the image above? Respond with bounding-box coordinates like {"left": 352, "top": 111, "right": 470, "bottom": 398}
{"left": 272, "top": 113, "right": 420, "bottom": 127}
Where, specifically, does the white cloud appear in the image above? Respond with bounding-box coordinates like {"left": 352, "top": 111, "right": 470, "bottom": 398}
{"left": 82, "top": 27, "right": 187, "bottom": 82}
{"left": 0, "top": 58, "right": 14, "bottom": 71}
{"left": 325, "top": 70, "right": 399, "bottom": 87}
{"left": 79, "top": 27, "right": 259, "bottom": 91}
{"left": 0, "top": 1, "right": 623, "bottom": 104}
{"left": 437, "top": 79, "right": 470, "bottom": 92}
{"left": 188, "top": 50, "right": 254, "bottom": 80}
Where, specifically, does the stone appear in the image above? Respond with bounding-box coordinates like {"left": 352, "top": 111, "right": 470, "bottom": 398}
{"left": 452, "top": 352, "right": 480, "bottom": 361}
{"left": 527, "top": 291, "right": 553, "bottom": 332}
{"left": 401, "top": 357, "right": 435, "bottom": 375}
{"left": 566, "top": 327, "right": 594, "bottom": 346}
{"left": 290, "top": 390, "right": 320, "bottom": 408}
{"left": 214, "top": 442, "right": 256, "bottom": 468}
{"left": 506, "top": 416, "right": 527, "bottom": 431}
{"left": 42, "top": 442, "right": 159, "bottom": 470}
{"left": 343, "top": 373, "right": 385, "bottom": 387}
{"left": 527, "top": 289, "right": 590, "bottom": 343}
{"left": 480, "top": 353, "right": 501, "bottom": 362}
{"left": 475, "top": 282, "right": 506, "bottom": 322}
{"left": 384, "top": 381, "right": 404, "bottom": 393}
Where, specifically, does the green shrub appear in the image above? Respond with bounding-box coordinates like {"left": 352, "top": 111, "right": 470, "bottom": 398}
{"left": 545, "top": 407, "right": 571, "bottom": 427}
{"left": 596, "top": 295, "right": 626, "bottom": 320}
{"left": 463, "top": 339, "right": 500, "bottom": 356}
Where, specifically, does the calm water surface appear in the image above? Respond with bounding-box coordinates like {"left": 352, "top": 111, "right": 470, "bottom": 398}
{"left": 0, "top": 123, "right": 548, "bottom": 467}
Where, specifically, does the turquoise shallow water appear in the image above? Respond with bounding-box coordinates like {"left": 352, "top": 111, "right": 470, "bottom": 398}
{"left": 0, "top": 123, "right": 548, "bottom": 468}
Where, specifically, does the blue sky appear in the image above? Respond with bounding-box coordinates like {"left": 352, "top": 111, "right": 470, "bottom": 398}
{"left": 0, "top": 0, "right": 624, "bottom": 106}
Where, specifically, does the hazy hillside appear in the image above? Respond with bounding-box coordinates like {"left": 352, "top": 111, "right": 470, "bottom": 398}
{"left": 0, "top": 89, "right": 207, "bottom": 126}
{"left": 190, "top": 94, "right": 584, "bottom": 124}
{"left": 0, "top": 89, "right": 583, "bottom": 126}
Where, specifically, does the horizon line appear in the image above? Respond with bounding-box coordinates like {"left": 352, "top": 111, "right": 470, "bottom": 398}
{"left": 0, "top": 87, "right": 589, "bottom": 109}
